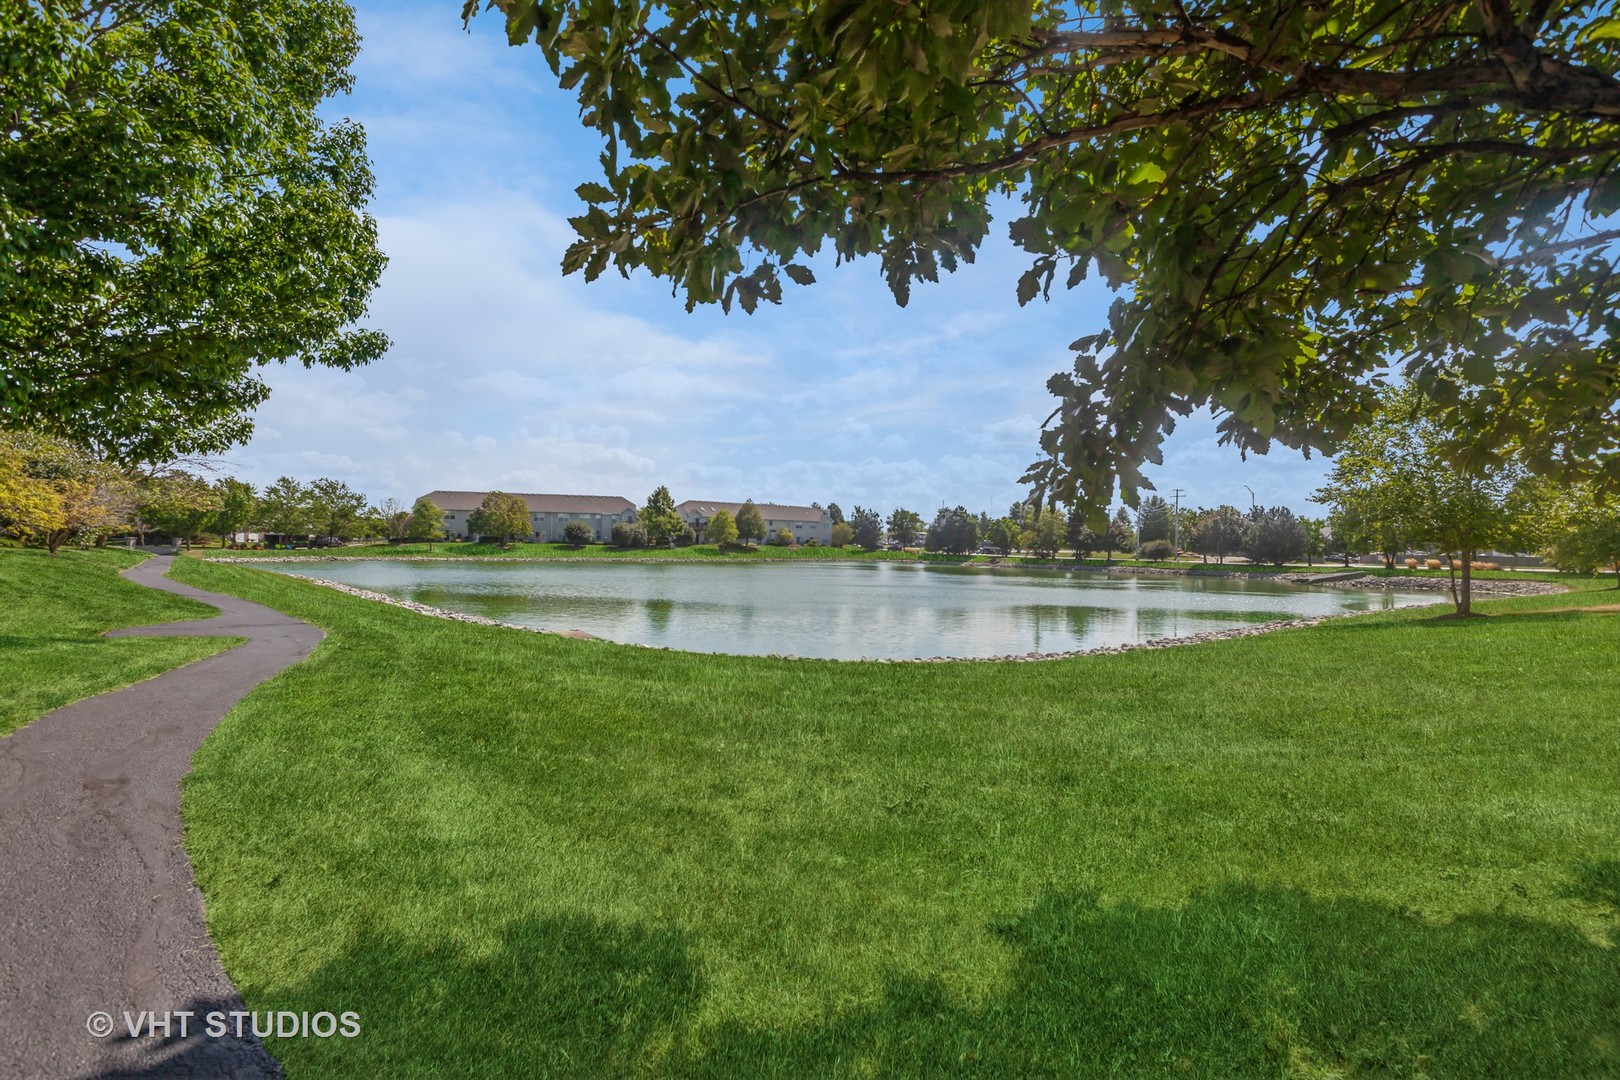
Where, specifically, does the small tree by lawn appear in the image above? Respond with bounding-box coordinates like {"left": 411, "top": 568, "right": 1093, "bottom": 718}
{"left": 736, "top": 501, "right": 766, "bottom": 546}
{"left": 212, "top": 478, "right": 258, "bottom": 547}
{"left": 1315, "top": 386, "right": 1528, "bottom": 615}
{"left": 139, "top": 470, "right": 222, "bottom": 548}
{"left": 1106, "top": 508, "right": 1136, "bottom": 565}
{"left": 469, "top": 492, "right": 530, "bottom": 548}
{"left": 1539, "top": 484, "right": 1620, "bottom": 588}
{"left": 885, "top": 508, "right": 923, "bottom": 548}
{"left": 641, "top": 486, "right": 685, "bottom": 547}
{"left": 612, "top": 520, "right": 647, "bottom": 548}
{"left": 705, "top": 509, "right": 739, "bottom": 547}
{"left": 563, "top": 519, "right": 593, "bottom": 547}
{"left": 830, "top": 521, "right": 854, "bottom": 548}
{"left": 1189, "top": 506, "right": 1244, "bottom": 564}
{"left": 850, "top": 506, "right": 882, "bottom": 551}
{"left": 772, "top": 527, "right": 794, "bottom": 546}
{"left": 1242, "top": 506, "right": 1307, "bottom": 567}
{"left": 408, "top": 497, "right": 445, "bottom": 551}
{"left": 1026, "top": 509, "right": 1066, "bottom": 558}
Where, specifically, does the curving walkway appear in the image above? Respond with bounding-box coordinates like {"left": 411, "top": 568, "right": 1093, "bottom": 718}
{"left": 0, "top": 557, "right": 323, "bottom": 1079}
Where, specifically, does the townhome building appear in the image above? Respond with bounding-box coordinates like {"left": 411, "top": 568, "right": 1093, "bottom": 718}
{"left": 419, "top": 491, "right": 638, "bottom": 542}
{"left": 676, "top": 500, "right": 833, "bottom": 545}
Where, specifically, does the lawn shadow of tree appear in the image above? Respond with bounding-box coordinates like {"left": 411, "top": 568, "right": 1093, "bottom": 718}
{"left": 254, "top": 881, "right": 1619, "bottom": 1078}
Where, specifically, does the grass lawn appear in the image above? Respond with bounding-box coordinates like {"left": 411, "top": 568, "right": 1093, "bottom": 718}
{"left": 166, "top": 558, "right": 1620, "bottom": 1078}
{"left": 0, "top": 548, "right": 237, "bottom": 737}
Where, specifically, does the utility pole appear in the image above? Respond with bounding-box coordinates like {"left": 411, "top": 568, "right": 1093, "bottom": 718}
{"left": 1170, "top": 488, "right": 1185, "bottom": 566}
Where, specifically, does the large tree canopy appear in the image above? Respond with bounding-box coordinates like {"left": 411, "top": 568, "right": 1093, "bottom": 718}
{"left": 466, "top": 0, "right": 1620, "bottom": 508}
{"left": 1, "top": 0, "right": 388, "bottom": 463}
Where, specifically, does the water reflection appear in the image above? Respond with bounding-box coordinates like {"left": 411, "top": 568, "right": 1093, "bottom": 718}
{"left": 272, "top": 561, "right": 1439, "bottom": 660}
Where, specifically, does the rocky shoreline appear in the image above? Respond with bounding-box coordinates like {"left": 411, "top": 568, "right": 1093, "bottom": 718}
{"left": 292, "top": 576, "right": 1448, "bottom": 665}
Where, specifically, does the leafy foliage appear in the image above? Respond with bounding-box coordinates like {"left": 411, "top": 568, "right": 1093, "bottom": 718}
{"left": 562, "top": 519, "right": 594, "bottom": 547}
{"left": 409, "top": 498, "right": 445, "bottom": 547}
{"left": 1189, "top": 505, "right": 1245, "bottom": 564}
{"left": 1, "top": 0, "right": 389, "bottom": 461}
{"left": 611, "top": 519, "right": 647, "bottom": 548}
{"left": 468, "top": 0, "right": 1620, "bottom": 508}
{"left": 1241, "top": 506, "right": 1307, "bottom": 567}
{"left": 735, "top": 500, "right": 766, "bottom": 545}
{"left": 705, "top": 509, "right": 739, "bottom": 547}
{"left": 830, "top": 521, "right": 854, "bottom": 548}
{"left": 469, "top": 492, "right": 532, "bottom": 548}
{"left": 850, "top": 505, "right": 883, "bottom": 550}
{"left": 925, "top": 506, "right": 979, "bottom": 554}
{"left": 886, "top": 508, "right": 924, "bottom": 547}
{"left": 1314, "top": 385, "right": 1529, "bottom": 612}
{"left": 641, "top": 486, "right": 684, "bottom": 546}
{"left": 1537, "top": 483, "right": 1620, "bottom": 585}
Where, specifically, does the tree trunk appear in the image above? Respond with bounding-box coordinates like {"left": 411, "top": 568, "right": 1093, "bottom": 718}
{"left": 1459, "top": 551, "right": 1473, "bottom": 615}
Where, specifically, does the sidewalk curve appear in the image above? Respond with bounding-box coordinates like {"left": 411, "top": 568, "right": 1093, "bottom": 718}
{"left": 0, "top": 556, "right": 323, "bottom": 1079}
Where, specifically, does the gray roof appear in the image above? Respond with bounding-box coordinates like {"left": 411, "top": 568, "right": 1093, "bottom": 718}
{"left": 676, "top": 500, "right": 827, "bottom": 523}
{"left": 419, "top": 490, "right": 635, "bottom": 515}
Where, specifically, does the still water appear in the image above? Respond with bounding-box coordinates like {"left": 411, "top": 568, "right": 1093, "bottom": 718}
{"left": 269, "top": 560, "right": 1440, "bottom": 661}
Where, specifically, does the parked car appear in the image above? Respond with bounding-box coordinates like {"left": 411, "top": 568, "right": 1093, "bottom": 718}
{"left": 309, "top": 536, "right": 346, "bottom": 548}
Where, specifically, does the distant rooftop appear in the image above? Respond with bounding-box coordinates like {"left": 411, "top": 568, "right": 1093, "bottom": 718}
{"left": 676, "top": 500, "right": 827, "bottom": 523}
{"left": 420, "top": 490, "right": 635, "bottom": 514}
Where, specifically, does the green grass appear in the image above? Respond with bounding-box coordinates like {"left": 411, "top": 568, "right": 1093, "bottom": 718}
{"left": 169, "top": 558, "right": 1620, "bottom": 1078}
{"left": 0, "top": 548, "right": 238, "bottom": 737}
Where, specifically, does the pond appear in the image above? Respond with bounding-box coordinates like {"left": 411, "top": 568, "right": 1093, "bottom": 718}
{"left": 268, "top": 560, "right": 1442, "bottom": 661}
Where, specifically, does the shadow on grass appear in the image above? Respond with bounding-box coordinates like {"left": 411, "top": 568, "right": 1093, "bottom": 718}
{"left": 252, "top": 883, "right": 1617, "bottom": 1079}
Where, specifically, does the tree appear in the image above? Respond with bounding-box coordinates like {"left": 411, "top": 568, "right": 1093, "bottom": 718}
{"left": 829, "top": 521, "right": 854, "bottom": 548}
{"left": 2, "top": 1, "right": 389, "bottom": 462}
{"left": 139, "top": 471, "right": 221, "bottom": 548}
{"left": 925, "top": 506, "right": 978, "bottom": 555}
{"left": 886, "top": 508, "right": 924, "bottom": 548}
{"left": 1299, "top": 515, "right": 1329, "bottom": 568}
{"left": 408, "top": 497, "right": 445, "bottom": 550}
{"left": 611, "top": 519, "right": 647, "bottom": 548}
{"left": 466, "top": 1, "right": 1620, "bottom": 507}
{"left": 1106, "top": 508, "right": 1136, "bottom": 564}
{"left": 1136, "top": 496, "right": 1172, "bottom": 545}
{"left": 306, "top": 477, "right": 369, "bottom": 540}
{"left": 826, "top": 503, "right": 845, "bottom": 526}
{"left": 735, "top": 500, "right": 766, "bottom": 546}
{"left": 987, "top": 517, "right": 1021, "bottom": 556}
{"left": 259, "top": 477, "right": 313, "bottom": 542}
{"left": 213, "top": 479, "right": 258, "bottom": 547}
{"left": 1242, "top": 506, "right": 1307, "bottom": 567}
{"left": 773, "top": 526, "right": 795, "bottom": 546}
{"left": 1314, "top": 386, "right": 1528, "bottom": 614}
{"left": 850, "top": 506, "right": 882, "bottom": 551}
{"left": 1189, "top": 506, "right": 1245, "bottom": 564}
{"left": 373, "top": 497, "right": 410, "bottom": 542}
{"left": 563, "top": 519, "right": 593, "bottom": 547}
{"left": 468, "top": 491, "right": 531, "bottom": 548}
{"left": 1066, "top": 506, "right": 1103, "bottom": 559}
{"left": 0, "top": 430, "right": 127, "bottom": 552}
{"left": 641, "top": 486, "right": 684, "bottom": 547}
{"left": 1538, "top": 484, "right": 1620, "bottom": 588}
{"left": 706, "top": 509, "right": 739, "bottom": 547}
{"left": 1027, "top": 509, "right": 1067, "bottom": 558}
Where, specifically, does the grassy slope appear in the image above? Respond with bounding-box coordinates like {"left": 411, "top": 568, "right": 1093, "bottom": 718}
{"left": 173, "top": 559, "right": 1620, "bottom": 1079}
{"left": 0, "top": 549, "right": 238, "bottom": 737}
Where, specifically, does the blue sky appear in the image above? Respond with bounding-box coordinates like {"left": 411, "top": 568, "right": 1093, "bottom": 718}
{"left": 215, "top": 0, "right": 1334, "bottom": 518}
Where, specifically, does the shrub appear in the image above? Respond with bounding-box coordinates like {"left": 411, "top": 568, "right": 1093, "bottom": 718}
{"left": 611, "top": 521, "right": 647, "bottom": 548}
{"left": 774, "top": 527, "right": 795, "bottom": 546}
{"left": 562, "top": 520, "right": 593, "bottom": 547}
{"left": 678, "top": 524, "right": 698, "bottom": 547}
{"left": 1138, "top": 539, "right": 1177, "bottom": 560}
{"left": 803, "top": 538, "right": 819, "bottom": 547}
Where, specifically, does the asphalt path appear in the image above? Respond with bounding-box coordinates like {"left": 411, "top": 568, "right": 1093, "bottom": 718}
{"left": 0, "top": 556, "right": 323, "bottom": 1078}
